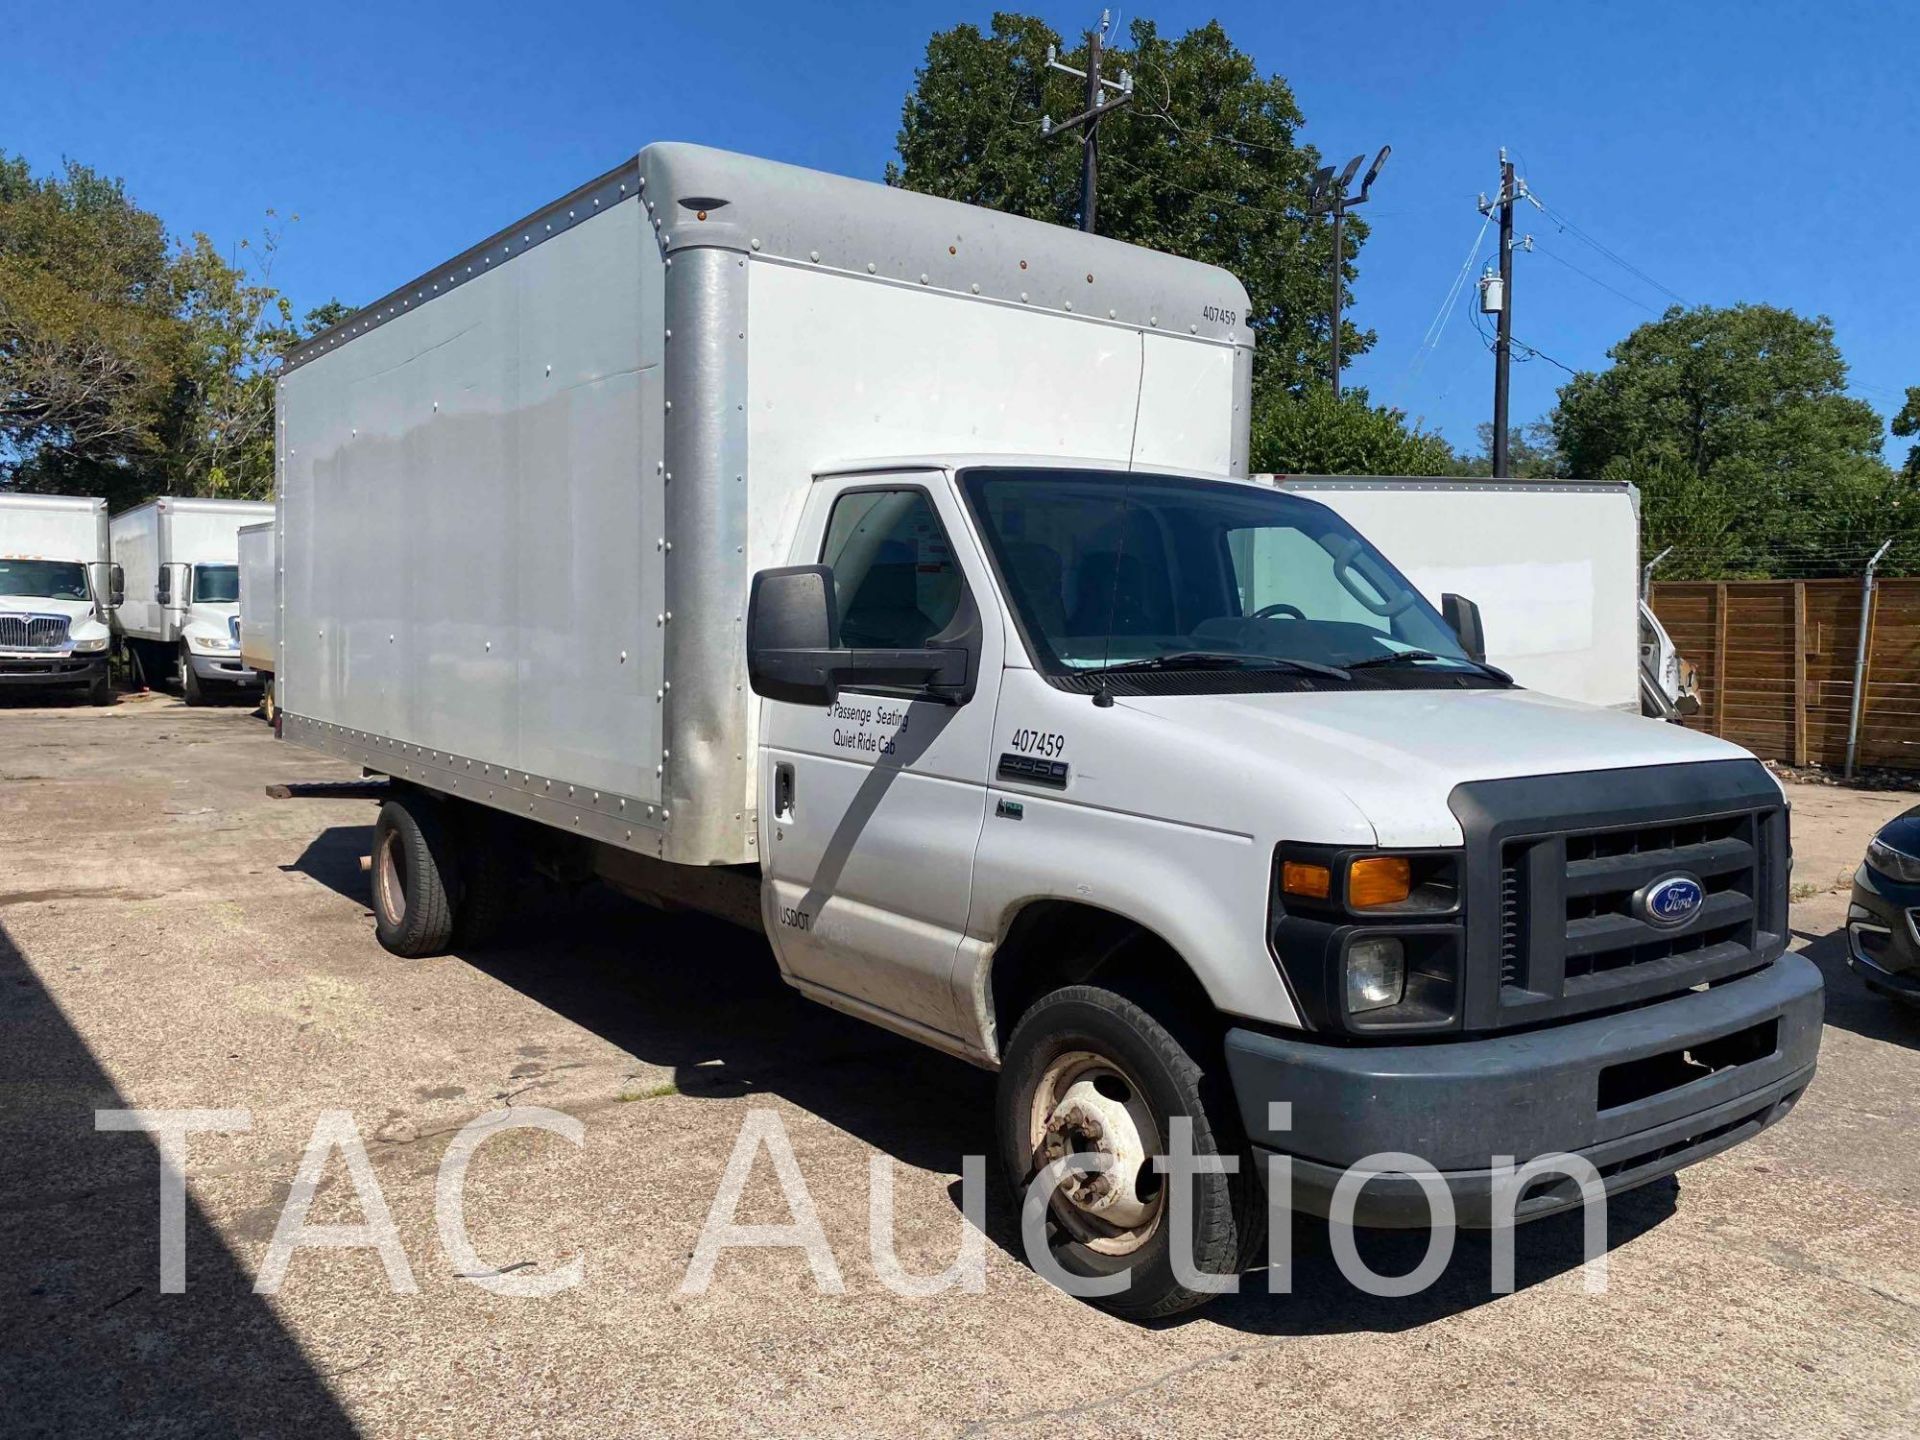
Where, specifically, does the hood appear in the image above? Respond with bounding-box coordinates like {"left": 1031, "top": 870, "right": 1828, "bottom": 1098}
{"left": 0, "top": 594, "right": 107, "bottom": 639}
{"left": 1118, "top": 685, "right": 1756, "bottom": 847}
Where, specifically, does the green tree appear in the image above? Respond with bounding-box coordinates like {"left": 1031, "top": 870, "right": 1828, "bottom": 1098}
{"left": 1250, "top": 384, "right": 1457, "bottom": 477}
{"left": 1458, "top": 420, "right": 1562, "bottom": 479}
{"left": 1552, "top": 304, "right": 1904, "bottom": 576}
{"left": 888, "top": 13, "right": 1368, "bottom": 399}
{"left": 1893, "top": 386, "right": 1920, "bottom": 482}
{"left": 0, "top": 155, "right": 180, "bottom": 501}
{"left": 1, "top": 153, "right": 344, "bottom": 508}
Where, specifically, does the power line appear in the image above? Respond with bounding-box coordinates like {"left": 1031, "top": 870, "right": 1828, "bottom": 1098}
{"left": 1397, "top": 211, "right": 1493, "bottom": 397}
{"left": 1528, "top": 194, "right": 1687, "bottom": 306}
{"left": 1510, "top": 336, "right": 1578, "bottom": 375}
{"left": 1533, "top": 243, "right": 1660, "bottom": 314}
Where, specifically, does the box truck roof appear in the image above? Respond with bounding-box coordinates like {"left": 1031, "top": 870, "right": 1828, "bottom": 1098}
{"left": 285, "top": 143, "right": 1254, "bottom": 375}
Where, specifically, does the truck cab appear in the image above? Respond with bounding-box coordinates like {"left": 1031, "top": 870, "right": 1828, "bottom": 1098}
{"left": 748, "top": 455, "right": 1820, "bottom": 1310}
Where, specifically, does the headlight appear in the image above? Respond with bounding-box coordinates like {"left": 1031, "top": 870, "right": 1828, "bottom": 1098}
{"left": 194, "top": 634, "right": 234, "bottom": 652}
{"left": 73, "top": 635, "right": 109, "bottom": 653}
{"left": 1346, "top": 938, "right": 1406, "bottom": 1013}
{"left": 1867, "top": 835, "right": 1920, "bottom": 885}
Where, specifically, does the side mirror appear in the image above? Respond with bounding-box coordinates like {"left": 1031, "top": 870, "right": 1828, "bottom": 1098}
{"left": 1441, "top": 593, "right": 1487, "bottom": 664}
{"left": 746, "top": 564, "right": 972, "bottom": 707}
{"left": 109, "top": 563, "right": 125, "bottom": 609}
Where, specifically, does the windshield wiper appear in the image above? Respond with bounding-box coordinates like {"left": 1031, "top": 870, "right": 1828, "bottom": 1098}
{"left": 1345, "top": 650, "right": 1512, "bottom": 683}
{"left": 1088, "top": 650, "right": 1353, "bottom": 681}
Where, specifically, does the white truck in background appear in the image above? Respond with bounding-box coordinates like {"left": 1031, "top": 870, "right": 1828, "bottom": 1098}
{"left": 276, "top": 144, "right": 1820, "bottom": 1319}
{"left": 237, "top": 520, "right": 277, "bottom": 716}
{"left": 111, "top": 496, "right": 272, "bottom": 704}
{"left": 0, "top": 493, "right": 117, "bottom": 705}
{"left": 1266, "top": 476, "right": 1697, "bottom": 717}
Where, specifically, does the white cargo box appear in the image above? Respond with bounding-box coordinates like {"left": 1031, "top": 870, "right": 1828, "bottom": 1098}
{"left": 1263, "top": 476, "right": 1641, "bottom": 710}
{"left": 277, "top": 143, "right": 1254, "bottom": 865}
{"left": 0, "top": 494, "right": 111, "bottom": 615}
{"left": 237, "top": 520, "right": 276, "bottom": 675}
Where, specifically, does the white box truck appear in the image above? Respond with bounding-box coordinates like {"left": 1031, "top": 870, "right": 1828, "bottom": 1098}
{"left": 110, "top": 496, "right": 272, "bottom": 703}
{"left": 1265, "top": 477, "right": 1698, "bottom": 717}
{"left": 0, "top": 493, "right": 116, "bottom": 704}
{"left": 237, "top": 519, "right": 276, "bottom": 714}
{"left": 277, "top": 144, "right": 1820, "bottom": 1318}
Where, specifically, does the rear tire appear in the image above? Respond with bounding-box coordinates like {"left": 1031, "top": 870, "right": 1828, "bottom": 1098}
{"left": 451, "top": 813, "right": 518, "bottom": 948}
{"left": 179, "top": 644, "right": 207, "bottom": 706}
{"left": 371, "top": 795, "right": 459, "bottom": 957}
{"left": 996, "top": 983, "right": 1263, "bottom": 1321}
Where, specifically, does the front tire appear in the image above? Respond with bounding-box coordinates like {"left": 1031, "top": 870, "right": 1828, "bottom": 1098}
{"left": 87, "top": 672, "right": 115, "bottom": 706}
{"left": 371, "top": 796, "right": 459, "bottom": 957}
{"left": 996, "top": 983, "right": 1262, "bottom": 1320}
{"left": 179, "top": 644, "right": 207, "bottom": 706}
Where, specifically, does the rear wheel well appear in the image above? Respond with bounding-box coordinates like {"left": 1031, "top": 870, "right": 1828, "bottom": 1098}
{"left": 987, "top": 901, "right": 1219, "bottom": 1062}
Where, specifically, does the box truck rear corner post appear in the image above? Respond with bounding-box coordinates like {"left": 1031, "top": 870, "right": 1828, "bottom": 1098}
{"left": 275, "top": 144, "right": 1821, "bottom": 1320}
{"left": 110, "top": 497, "right": 273, "bottom": 704}
{"left": 0, "top": 493, "right": 116, "bottom": 704}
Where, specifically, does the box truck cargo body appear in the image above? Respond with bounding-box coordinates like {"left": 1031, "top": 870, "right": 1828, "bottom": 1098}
{"left": 237, "top": 520, "right": 276, "bottom": 679}
{"left": 0, "top": 493, "right": 115, "bottom": 703}
{"left": 1266, "top": 476, "right": 1698, "bottom": 718}
{"left": 278, "top": 144, "right": 1819, "bottom": 1319}
{"left": 111, "top": 497, "right": 271, "bottom": 702}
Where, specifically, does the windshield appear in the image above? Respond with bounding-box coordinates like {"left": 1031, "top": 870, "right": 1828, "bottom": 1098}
{"left": 192, "top": 564, "right": 239, "bottom": 604}
{"left": 961, "top": 469, "right": 1489, "bottom": 683}
{"left": 0, "top": 559, "right": 89, "bottom": 601}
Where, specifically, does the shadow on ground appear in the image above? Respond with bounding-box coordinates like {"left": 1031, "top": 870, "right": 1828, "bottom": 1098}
{"left": 285, "top": 823, "right": 1678, "bottom": 1334}
{"left": 0, "top": 921, "right": 359, "bottom": 1438}
{"left": 1796, "top": 924, "right": 1920, "bottom": 1049}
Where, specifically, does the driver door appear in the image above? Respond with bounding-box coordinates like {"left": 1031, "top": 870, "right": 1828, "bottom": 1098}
{"left": 759, "top": 472, "right": 1004, "bottom": 1041}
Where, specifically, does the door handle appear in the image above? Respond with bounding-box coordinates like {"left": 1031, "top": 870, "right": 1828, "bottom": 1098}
{"left": 773, "top": 762, "right": 795, "bottom": 823}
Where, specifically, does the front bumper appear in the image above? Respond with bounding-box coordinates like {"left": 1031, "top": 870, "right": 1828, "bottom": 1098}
{"left": 1225, "top": 952, "right": 1823, "bottom": 1227}
{"left": 187, "top": 650, "right": 261, "bottom": 685}
{"left": 0, "top": 654, "right": 107, "bottom": 687}
{"left": 1847, "top": 867, "right": 1920, "bottom": 1004}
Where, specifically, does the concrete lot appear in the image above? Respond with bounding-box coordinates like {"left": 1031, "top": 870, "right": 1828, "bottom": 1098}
{"left": 2, "top": 691, "right": 1918, "bottom": 1439}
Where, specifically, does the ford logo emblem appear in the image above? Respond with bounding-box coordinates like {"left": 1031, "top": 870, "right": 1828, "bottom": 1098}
{"left": 1635, "top": 873, "right": 1705, "bottom": 929}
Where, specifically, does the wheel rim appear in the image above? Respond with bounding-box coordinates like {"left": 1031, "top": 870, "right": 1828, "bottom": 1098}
{"left": 373, "top": 829, "right": 407, "bottom": 926}
{"left": 1027, "top": 1049, "right": 1165, "bottom": 1256}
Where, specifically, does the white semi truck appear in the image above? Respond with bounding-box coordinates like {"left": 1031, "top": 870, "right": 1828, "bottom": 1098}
{"left": 237, "top": 519, "right": 277, "bottom": 715}
{"left": 0, "top": 493, "right": 117, "bottom": 704}
{"left": 110, "top": 496, "right": 272, "bottom": 703}
{"left": 277, "top": 144, "right": 1821, "bottom": 1318}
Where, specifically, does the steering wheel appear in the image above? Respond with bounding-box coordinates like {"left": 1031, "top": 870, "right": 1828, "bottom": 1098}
{"left": 1252, "top": 602, "right": 1306, "bottom": 621}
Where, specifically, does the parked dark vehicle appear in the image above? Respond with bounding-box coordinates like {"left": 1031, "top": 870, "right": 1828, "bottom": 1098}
{"left": 1847, "top": 805, "right": 1920, "bottom": 1005}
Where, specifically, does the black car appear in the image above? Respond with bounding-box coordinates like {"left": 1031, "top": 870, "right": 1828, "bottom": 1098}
{"left": 1848, "top": 804, "right": 1920, "bottom": 1004}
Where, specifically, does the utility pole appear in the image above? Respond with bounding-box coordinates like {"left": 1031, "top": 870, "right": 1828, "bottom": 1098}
{"left": 1308, "top": 146, "right": 1390, "bottom": 399}
{"left": 1042, "top": 12, "right": 1134, "bottom": 233}
{"left": 1477, "top": 151, "right": 1531, "bottom": 477}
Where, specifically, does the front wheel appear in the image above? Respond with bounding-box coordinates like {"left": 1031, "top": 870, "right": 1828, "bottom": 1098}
{"left": 996, "top": 984, "right": 1263, "bottom": 1320}
{"left": 178, "top": 644, "right": 207, "bottom": 706}
{"left": 87, "top": 672, "right": 115, "bottom": 706}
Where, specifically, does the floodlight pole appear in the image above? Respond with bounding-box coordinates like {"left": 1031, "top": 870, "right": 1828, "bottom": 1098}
{"left": 1309, "top": 145, "right": 1389, "bottom": 400}
{"left": 1042, "top": 13, "right": 1134, "bottom": 235}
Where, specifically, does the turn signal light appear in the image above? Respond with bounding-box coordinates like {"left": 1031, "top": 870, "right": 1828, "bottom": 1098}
{"left": 1281, "top": 860, "right": 1332, "bottom": 900}
{"left": 1349, "top": 856, "right": 1413, "bottom": 908}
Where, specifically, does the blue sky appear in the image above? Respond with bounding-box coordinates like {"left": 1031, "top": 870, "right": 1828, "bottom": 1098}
{"left": 5, "top": 1, "right": 1913, "bottom": 458}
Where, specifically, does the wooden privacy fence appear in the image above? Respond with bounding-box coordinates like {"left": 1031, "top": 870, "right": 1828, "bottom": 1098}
{"left": 1650, "top": 579, "right": 1920, "bottom": 771}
